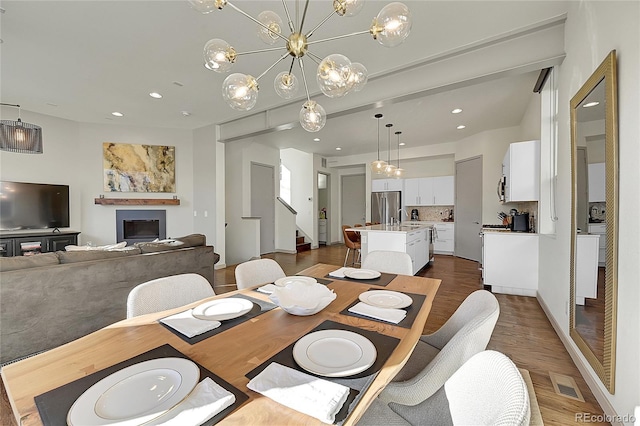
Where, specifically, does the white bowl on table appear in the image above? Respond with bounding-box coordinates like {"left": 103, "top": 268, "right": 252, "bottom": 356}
{"left": 268, "top": 280, "right": 336, "bottom": 316}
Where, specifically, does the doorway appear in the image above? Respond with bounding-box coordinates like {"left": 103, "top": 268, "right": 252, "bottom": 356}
{"left": 317, "top": 172, "right": 330, "bottom": 245}
{"left": 455, "top": 156, "right": 482, "bottom": 262}
{"left": 341, "top": 174, "right": 366, "bottom": 239}
{"left": 251, "top": 162, "right": 275, "bottom": 254}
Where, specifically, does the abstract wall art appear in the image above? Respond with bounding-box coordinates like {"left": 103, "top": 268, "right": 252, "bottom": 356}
{"left": 103, "top": 142, "right": 176, "bottom": 192}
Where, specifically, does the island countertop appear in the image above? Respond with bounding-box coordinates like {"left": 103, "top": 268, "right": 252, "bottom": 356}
{"left": 347, "top": 222, "right": 435, "bottom": 234}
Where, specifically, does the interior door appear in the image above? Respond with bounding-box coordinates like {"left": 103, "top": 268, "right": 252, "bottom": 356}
{"left": 341, "top": 174, "right": 366, "bottom": 236}
{"left": 455, "top": 156, "right": 483, "bottom": 262}
{"left": 251, "top": 163, "right": 275, "bottom": 254}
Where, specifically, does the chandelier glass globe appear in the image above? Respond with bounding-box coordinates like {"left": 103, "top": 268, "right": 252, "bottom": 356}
{"left": 274, "top": 72, "right": 299, "bottom": 99}
{"left": 256, "top": 11, "right": 283, "bottom": 45}
{"left": 204, "top": 38, "right": 235, "bottom": 73}
{"left": 384, "top": 163, "right": 397, "bottom": 177}
{"left": 347, "top": 62, "right": 368, "bottom": 93}
{"left": 222, "top": 73, "right": 258, "bottom": 111}
{"left": 299, "top": 100, "right": 326, "bottom": 132}
{"left": 374, "top": 2, "right": 412, "bottom": 47}
{"left": 187, "top": 0, "right": 217, "bottom": 14}
{"left": 334, "top": 0, "right": 365, "bottom": 17}
{"left": 317, "top": 54, "right": 352, "bottom": 98}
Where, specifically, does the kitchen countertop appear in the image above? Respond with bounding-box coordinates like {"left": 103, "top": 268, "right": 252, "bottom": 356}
{"left": 348, "top": 223, "right": 435, "bottom": 234}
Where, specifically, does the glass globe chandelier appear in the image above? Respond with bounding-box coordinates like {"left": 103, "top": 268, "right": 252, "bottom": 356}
{"left": 370, "top": 113, "right": 387, "bottom": 174}
{"left": 384, "top": 123, "right": 397, "bottom": 177}
{"left": 189, "top": 0, "right": 413, "bottom": 132}
{"left": 393, "top": 130, "right": 404, "bottom": 178}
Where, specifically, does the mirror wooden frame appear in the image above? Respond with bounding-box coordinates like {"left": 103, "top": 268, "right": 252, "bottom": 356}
{"left": 569, "top": 50, "right": 618, "bottom": 393}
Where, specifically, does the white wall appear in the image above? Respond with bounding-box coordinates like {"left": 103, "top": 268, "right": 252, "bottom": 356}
{"left": 280, "top": 148, "right": 314, "bottom": 242}
{"left": 538, "top": 1, "right": 640, "bottom": 423}
{"left": 193, "top": 124, "right": 218, "bottom": 250}
{"left": 0, "top": 109, "right": 198, "bottom": 245}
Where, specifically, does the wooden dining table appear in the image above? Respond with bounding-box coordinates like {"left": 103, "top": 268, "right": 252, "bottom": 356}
{"left": 2, "top": 263, "right": 440, "bottom": 426}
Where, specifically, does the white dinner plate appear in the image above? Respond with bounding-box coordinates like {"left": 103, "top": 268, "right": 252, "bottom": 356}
{"left": 274, "top": 276, "right": 318, "bottom": 287}
{"left": 67, "top": 358, "right": 200, "bottom": 426}
{"left": 359, "top": 290, "right": 413, "bottom": 309}
{"left": 192, "top": 298, "right": 254, "bottom": 321}
{"left": 293, "top": 330, "right": 377, "bottom": 377}
{"left": 344, "top": 269, "right": 381, "bottom": 280}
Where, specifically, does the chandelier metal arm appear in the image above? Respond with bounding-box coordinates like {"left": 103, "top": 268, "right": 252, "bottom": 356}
{"left": 298, "top": 58, "right": 312, "bottom": 102}
{"left": 281, "top": 0, "right": 296, "bottom": 33}
{"left": 306, "top": 51, "right": 322, "bottom": 64}
{"left": 288, "top": 57, "right": 295, "bottom": 75}
{"left": 256, "top": 52, "right": 292, "bottom": 81}
{"left": 299, "top": 0, "right": 311, "bottom": 35}
{"left": 305, "top": 10, "right": 337, "bottom": 39}
{"left": 236, "top": 45, "right": 288, "bottom": 57}
{"left": 305, "top": 29, "right": 370, "bottom": 45}
{"left": 226, "top": 1, "right": 290, "bottom": 43}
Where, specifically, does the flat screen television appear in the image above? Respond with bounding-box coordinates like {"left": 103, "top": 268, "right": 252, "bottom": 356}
{"left": 0, "top": 181, "right": 70, "bottom": 231}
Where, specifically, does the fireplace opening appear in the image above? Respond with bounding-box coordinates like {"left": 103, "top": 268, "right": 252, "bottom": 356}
{"left": 116, "top": 210, "right": 166, "bottom": 244}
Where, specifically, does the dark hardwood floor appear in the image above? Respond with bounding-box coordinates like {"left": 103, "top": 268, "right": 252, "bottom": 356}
{"left": 1, "top": 245, "right": 607, "bottom": 425}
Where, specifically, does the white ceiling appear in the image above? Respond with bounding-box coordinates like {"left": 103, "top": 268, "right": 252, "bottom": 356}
{"left": 0, "top": 1, "right": 569, "bottom": 158}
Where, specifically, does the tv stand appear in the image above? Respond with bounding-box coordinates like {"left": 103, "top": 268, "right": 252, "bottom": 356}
{"left": 0, "top": 231, "right": 80, "bottom": 257}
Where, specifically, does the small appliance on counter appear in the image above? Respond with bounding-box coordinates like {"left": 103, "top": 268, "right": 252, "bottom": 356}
{"left": 511, "top": 212, "right": 530, "bottom": 232}
{"left": 411, "top": 209, "right": 419, "bottom": 221}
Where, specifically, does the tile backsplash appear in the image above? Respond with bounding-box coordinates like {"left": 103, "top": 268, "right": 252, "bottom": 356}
{"left": 406, "top": 206, "right": 454, "bottom": 222}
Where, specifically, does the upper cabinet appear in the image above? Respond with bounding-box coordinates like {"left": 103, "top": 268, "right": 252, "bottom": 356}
{"left": 502, "top": 140, "right": 540, "bottom": 202}
{"left": 372, "top": 178, "right": 403, "bottom": 192}
{"left": 588, "top": 162, "right": 606, "bottom": 202}
{"left": 405, "top": 176, "right": 454, "bottom": 206}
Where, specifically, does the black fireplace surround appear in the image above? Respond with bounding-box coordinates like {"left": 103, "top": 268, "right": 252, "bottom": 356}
{"left": 116, "top": 210, "right": 166, "bottom": 245}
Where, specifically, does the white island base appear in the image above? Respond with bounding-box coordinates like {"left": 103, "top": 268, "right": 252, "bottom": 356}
{"left": 348, "top": 224, "right": 433, "bottom": 275}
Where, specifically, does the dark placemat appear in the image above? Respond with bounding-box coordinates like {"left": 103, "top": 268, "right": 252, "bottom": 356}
{"left": 340, "top": 290, "right": 427, "bottom": 329}
{"left": 160, "top": 294, "right": 277, "bottom": 344}
{"left": 245, "top": 320, "right": 400, "bottom": 425}
{"left": 35, "top": 344, "right": 248, "bottom": 426}
{"left": 324, "top": 271, "right": 397, "bottom": 287}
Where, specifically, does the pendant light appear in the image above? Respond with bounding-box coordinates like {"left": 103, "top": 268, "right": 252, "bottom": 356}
{"left": 370, "top": 113, "right": 387, "bottom": 174}
{"left": 394, "top": 131, "right": 404, "bottom": 178}
{"left": 0, "top": 104, "right": 43, "bottom": 154}
{"left": 384, "top": 123, "right": 397, "bottom": 177}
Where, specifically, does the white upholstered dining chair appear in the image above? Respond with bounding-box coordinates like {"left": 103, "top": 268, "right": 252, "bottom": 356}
{"left": 126, "top": 273, "right": 215, "bottom": 318}
{"left": 234, "top": 258, "right": 286, "bottom": 290}
{"left": 378, "top": 289, "right": 500, "bottom": 406}
{"left": 362, "top": 250, "right": 413, "bottom": 275}
{"left": 358, "top": 350, "right": 530, "bottom": 426}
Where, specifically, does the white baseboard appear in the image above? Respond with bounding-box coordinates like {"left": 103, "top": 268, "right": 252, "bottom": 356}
{"left": 275, "top": 249, "right": 297, "bottom": 254}
{"left": 536, "top": 293, "right": 621, "bottom": 426}
{"left": 214, "top": 263, "right": 226, "bottom": 270}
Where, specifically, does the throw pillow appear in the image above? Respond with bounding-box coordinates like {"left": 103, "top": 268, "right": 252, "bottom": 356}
{"left": 57, "top": 247, "right": 142, "bottom": 264}
{"left": 65, "top": 242, "right": 127, "bottom": 251}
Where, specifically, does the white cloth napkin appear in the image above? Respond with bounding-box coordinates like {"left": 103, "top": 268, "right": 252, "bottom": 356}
{"left": 328, "top": 267, "right": 352, "bottom": 278}
{"left": 247, "top": 362, "right": 350, "bottom": 424}
{"left": 148, "top": 377, "right": 236, "bottom": 426}
{"left": 160, "top": 309, "right": 221, "bottom": 338}
{"left": 348, "top": 302, "right": 407, "bottom": 324}
{"left": 256, "top": 284, "right": 277, "bottom": 294}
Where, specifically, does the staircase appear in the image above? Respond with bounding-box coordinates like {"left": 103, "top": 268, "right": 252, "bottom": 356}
{"left": 296, "top": 231, "right": 311, "bottom": 253}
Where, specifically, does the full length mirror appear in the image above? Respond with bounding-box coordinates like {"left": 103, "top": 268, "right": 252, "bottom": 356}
{"left": 570, "top": 50, "right": 618, "bottom": 393}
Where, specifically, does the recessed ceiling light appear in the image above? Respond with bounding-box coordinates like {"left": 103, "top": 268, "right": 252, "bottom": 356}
{"left": 399, "top": 142, "right": 406, "bottom": 146}
{"left": 46, "top": 102, "right": 59, "bottom": 107}
{"left": 149, "top": 92, "right": 163, "bottom": 99}
{"left": 111, "top": 112, "right": 124, "bottom": 117}
{"left": 181, "top": 111, "right": 191, "bottom": 116}
{"left": 336, "top": 147, "right": 342, "bottom": 151}
{"left": 457, "top": 125, "right": 466, "bottom": 130}
{"left": 451, "top": 108, "right": 463, "bottom": 114}
{"left": 583, "top": 101, "right": 599, "bottom": 108}
{"left": 313, "top": 138, "right": 320, "bottom": 142}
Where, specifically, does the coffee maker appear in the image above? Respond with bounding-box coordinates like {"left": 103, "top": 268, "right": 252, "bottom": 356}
{"left": 411, "top": 209, "right": 419, "bottom": 221}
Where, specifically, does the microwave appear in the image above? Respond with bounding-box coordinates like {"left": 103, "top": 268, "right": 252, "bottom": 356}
{"left": 497, "top": 176, "right": 506, "bottom": 202}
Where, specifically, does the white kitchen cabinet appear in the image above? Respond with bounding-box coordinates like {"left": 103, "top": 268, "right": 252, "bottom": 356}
{"left": 588, "top": 162, "right": 606, "bottom": 202}
{"left": 318, "top": 219, "right": 327, "bottom": 244}
{"left": 576, "top": 234, "right": 599, "bottom": 305}
{"left": 405, "top": 176, "right": 454, "bottom": 206}
{"left": 588, "top": 223, "right": 606, "bottom": 266}
{"left": 502, "top": 140, "right": 540, "bottom": 202}
{"left": 372, "top": 178, "right": 403, "bottom": 192}
{"left": 361, "top": 225, "right": 431, "bottom": 275}
{"left": 433, "top": 223, "right": 454, "bottom": 254}
{"left": 482, "top": 232, "right": 539, "bottom": 296}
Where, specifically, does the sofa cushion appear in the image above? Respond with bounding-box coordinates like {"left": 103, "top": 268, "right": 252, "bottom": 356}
{"left": 135, "top": 234, "right": 206, "bottom": 253}
{"left": 57, "top": 247, "right": 142, "bottom": 264}
{"left": 0, "top": 252, "right": 60, "bottom": 272}
{"left": 65, "top": 242, "right": 127, "bottom": 251}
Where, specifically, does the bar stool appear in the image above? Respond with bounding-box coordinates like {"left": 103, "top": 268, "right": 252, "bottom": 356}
{"left": 342, "top": 225, "right": 361, "bottom": 267}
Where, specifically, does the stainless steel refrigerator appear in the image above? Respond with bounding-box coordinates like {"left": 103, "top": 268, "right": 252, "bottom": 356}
{"left": 371, "top": 191, "right": 402, "bottom": 225}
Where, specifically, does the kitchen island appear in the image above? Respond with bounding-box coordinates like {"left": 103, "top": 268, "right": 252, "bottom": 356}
{"left": 348, "top": 223, "right": 434, "bottom": 275}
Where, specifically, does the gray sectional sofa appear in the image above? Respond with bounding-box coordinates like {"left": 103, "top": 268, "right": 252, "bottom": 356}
{"left": 0, "top": 234, "right": 218, "bottom": 365}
